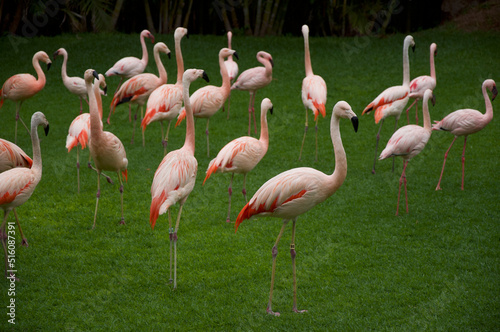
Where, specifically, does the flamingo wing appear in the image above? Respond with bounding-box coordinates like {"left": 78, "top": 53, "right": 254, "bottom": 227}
{"left": 106, "top": 56, "right": 144, "bottom": 78}
{"left": 66, "top": 114, "right": 91, "bottom": 151}
{"left": 225, "top": 59, "right": 239, "bottom": 81}
{"left": 0, "top": 168, "right": 36, "bottom": 208}
{"left": 235, "top": 167, "right": 328, "bottom": 231}
{"left": 0, "top": 139, "right": 32, "bottom": 172}
{"left": 379, "top": 125, "right": 430, "bottom": 160}
{"left": 142, "top": 84, "right": 183, "bottom": 129}
{"left": 302, "top": 75, "right": 327, "bottom": 120}
{"left": 150, "top": 149, "right": 198, "bottom": 228}
{"left": 363, "top": 85, "right": 409, "bottom": 123}
{"left": 231, "top": 67, "right": 268, "bottom": 91}
{"left": 190, "top": 86, "right": 225, "bottom": 116}
{"left": 2, "top": 74, "right": 39, "bottom": 101}
{"left": 409, "top": 75, "right": 436, "bottom": 98}
{"left": 64, "top": 76, "right": 87, "bottom": 98}
{"left": 432, "top": 109, "right": 485, "bottom": 136}
{"left": 111, "top": 73, "right": 158, "bottom": 107}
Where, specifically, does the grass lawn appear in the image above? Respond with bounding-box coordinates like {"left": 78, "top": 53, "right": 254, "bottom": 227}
{"left": 0, "top": 26, "right": 499, "bottom": 330}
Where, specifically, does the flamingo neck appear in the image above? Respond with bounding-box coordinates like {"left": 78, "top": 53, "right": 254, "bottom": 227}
{"left": 422, "top": 96, "right": 432, "bottom": 132}
{"left": 258, "top": 108, "right": 269, "bottom": 152}
{"left": 175, "top": 36, "right": 185, "bottom": 84}
{"left": 94, "top": 82, "right": 103, "bottom": 120}
{"left": 33, "top": 54, "right": 46, "bottom": 91}
{"left": 429, "top": 47, "right": 436, "bottom": 81}
{"left": 402, "top": 41, "right": 411, "bottom": 87}
{"left": 483, "top": 82, "right": 494, "bottom": 123}
{"left": 30, "top": 118, "right": 43, "bottom": 177}
{"left": 182, "top": 81, "right": 195, "bottom": 154}
{"left": 140, "top": 33, "right": 149, "bottom": 66}
{"left": 87, "top": 79, "right": 103, "bottom": 140}
{"left": 327, "top": 115, "right": 347, "bottom": 196}
{"left": 60, "top": 51, "right": 68, "bottom": 80}
{"left": 303, "top": 31, "right": 313, "bottom": 77}
{"left": 220, "top": 53, "right": 230, "bottom": 94}
{"left": 155, "top": 48, "right": 167, "bottom": 85}
{"left": 258, "top": 55, "right": 273, "bottom": 79}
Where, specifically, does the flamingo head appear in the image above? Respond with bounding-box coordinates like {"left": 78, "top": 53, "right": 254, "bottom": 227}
{"left": 174, "top": 27, "right": 188, "bottom": 41}
{"left": 36, "top": 51, "right": 52, "bottom": 71}
{"left": 257, "top": 51, "right": 273, "bottom": 68}
{"left": 32, "top": 111, "right": 50, "bottom": 136}
{"left": 404, "top": 35, "right": 415, "bottom": 53}
{"left": 333, "top": 101, "right": 358, "bottom": 133}
{"left": 141, "top": 29, "right": 155, "bottom": 43}
{"left": 154, "top": 42, "right": 171, "bottom": 59}
{"left": 84, "top": 69, "right": 100, "bottom": 85}
{"left": 97, "top": 74, "right": 107, "bottom": 96}
{"left": 261, "top": 98, "right": 273, "bottom": 115}
{"left": 220, "top": 48, "right": 238, "bottom": 61}
{"left": 431, "top": 43, "right": 437, "bottom": 57}
{"left": 302, "top": 24, "right": 309, "bottom": 37}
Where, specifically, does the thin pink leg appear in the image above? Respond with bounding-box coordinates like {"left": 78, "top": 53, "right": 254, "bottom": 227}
{"left": 247, "top": 92, "right": 254, "bottom": 136}
{"left": 396, "top": 161, "right": 408, "bottom": 216}
{"left": 252, "top": 93, "right": 257, "bottom": 134}
{"left": 436, "top": 136, "right": 457, "bottom": 190}
{"left": 403, "top": 162, "right": 408, "bottom": 213}
{"left": 405, "top": 99, "right": 417, "bottom": 124}
{"left": 415, "top": 100, "right": 419, "bottom": 125}
{"left": 461, "top": 136, "right": 467, "bottom": 190}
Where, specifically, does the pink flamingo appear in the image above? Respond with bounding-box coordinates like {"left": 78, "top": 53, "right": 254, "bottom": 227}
{"left": 176, "top": 48, "right": 238, "bottom": 157}
{"left": 223, "top": 31, "right": 239, "bottom": 118}
{"left": 433, "top": 79, "right": 497, "bottom": 191}
{"left": 379, "top": 89, "right": 434, "bottom": 215}
{"left": 0, "top": 51, "right": 51, "bottom": 143}
{"left": 204, "top": 98, "right": 273, "bottom": 223}
{"left": 85, "top": 69, "right": 128, "bottom": 230}
{"left": 141, "top": 27, "right": 188, "bottom": 155}
{"left": 231, "top": 51, "right": 273, "bottom": 135}
{"left": 0, "top": 111, "right": 49, "bottom": 278}
{"left": 149, "top": 69, "right": 209, "bottom": 289}
{"left": 406, "top": 43, "right": 437, "bottom": 124}
{"left": 299, "top": 24, "right": 327, "bottom": 162}
{"left": 53, "top": 48, "right": 106, "bottom": 114}
{"left": 109, "top": 42, "right": 171, "bottom": 146}
{"left": 106, "top": 29, "right": 155, "bottom": 121}
{"left": 362, "top": 35, "right": 415, "bottom": 174}
{"left": 66, "top": 74, "right": 112, "bottom": 193}
{"left": 0, "top": 138, "right": 33, "bottom": 247}
{"left": 235, "top": 101, "right": 358, "bottom": 316}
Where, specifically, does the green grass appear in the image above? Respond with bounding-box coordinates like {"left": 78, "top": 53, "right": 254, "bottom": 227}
{"left": 0, "top": 27, "right": 499, "bottom": 330}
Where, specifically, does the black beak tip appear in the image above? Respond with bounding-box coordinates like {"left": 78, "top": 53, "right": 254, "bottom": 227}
{"left": 270, "top": 107, "right": 273, "bottom": 115}
{"left": 47, "top": 62, "right": 52, "bottom": 71}
{"left": 92, "top": 70, "right": 99, "bottom": 80}
{"left": 351, "top": 116, "right": 359, "bottom": 133}
{"left": 412, "top": 45, "right": 415, "bottom": 52}
{"left": 103, "top": 86, "right": 108, "bottom": 96}
{"left": 202, "top": 71, "right": 210, "bottom": 83}
{"left": 270, "top": 59, "right": 274, "bottom": 68}
{"left": 492, "top": 87, "right": 498, "bottom": 101}
{"left": 431, "top": 94, "right": 436, "bottom": 106}
{"left": 233, "top": 52, "right": 239, "bottom": 60}
{"left": 167, "top": 52, "right": 171, "bottom": 59}
{"left": 44, "top": 124, "right": 50, "bottom": 136}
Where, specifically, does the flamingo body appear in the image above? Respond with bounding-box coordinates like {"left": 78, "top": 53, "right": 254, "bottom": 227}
{"left": 0, "top": 139, "right": 32, "bottom": 172}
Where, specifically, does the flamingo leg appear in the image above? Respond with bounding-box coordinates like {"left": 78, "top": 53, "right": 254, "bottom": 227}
{"left": 141, "top": 106, "right": 145, "bottom": 147}
{"left": 15, "top": 101, "right": 30, "bottom": 144}
{"left": 13, "top": 209, "right": 28, "bottom": 247}
{"left": 227, "top": 173, "right": 234, "bottom": 223}
{"left": 118, "top": 172, "right": 125, "bottom": 225}
{"left": 206, "top": 119, "right": 210, "bottom": 157}
{"left": 242, "top": 173, "right": 248, "bottom": 202}
{"left": 315, "top": 117, "right": 319, "bottom": 162}
{"left": 252, "top": 93, "right": 257, "bottom": 135}
{"left": 88, "top": 161, "right": 114, "bottom": 184}
{"left": 396, "top": 160, "right": 408, "bottom": 216}
{"left": 226, "top": 91, "right": 232, "bottom": 119}
{"left": 131, "top": 105, "right": 140, "bottom": 144}
{"left": 162, "top": 121, "right": 172, "bottom": 156}
{"left": 461, "top": 136, "right": 467, "bottom": 190}
{"left": 76, "top": 146, "right": 81, "bottom": 194}
{"left": 247, "top": 92, "right": 254, "bottom": 136}
{"left": 172, "top": 204, "right": 184, "bottom": 290}
{"left": 290, "top": 219, "right": 307, "bottom": 313}
{"left": 415, "top": 100, "right": 419, "bottom": 125}
{"left": 372, "top": 119, "right": 384, "bottom": 174}
{"left": 128, "top": 103, "right": 132, "bottom": 123}
{"left": 79, "top": 97, "right": 83, "bottom": 114}
{"left": 436, "top": 136, "right": 457, "bottom": 190}
{"left": 168, "top": 209, "right": 173, "bottom": 284}
{"left": 92, "top": 171, "right": 101, "bottom": 230}
{"left": 299, "top": 108, "right": 309, "bottom": 161}
{"left": 405, "top": 99, "right": 417, "bottom": 124}
{"left": 267, "top": 220, "right": 289, "bottom": 317}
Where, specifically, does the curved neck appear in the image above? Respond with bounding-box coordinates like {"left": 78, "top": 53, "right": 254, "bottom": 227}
{"left": 429, "top": 48, "right": 436, "bottom": 80}
{"left": 33, "top": 55, "right": 46, "bottom": 90}
{"left": 402, "top": 42, "right": 411, "bottom": 86}
{"left": 220, "top": 53, "right": 230, "bottom": 92}
{"left": 175, "top": 36, "right": 184, "bottom": 84}
{"left": 154, "top": 48, "right": 167, "bottom": 84}
{"left": 94, "top": 81, "right": 103, "bottom": 120}
{"left": 60, "top": 51, "right": 68, "bottom": 80}
{"left": 258, "top": 109, "right": 269, "bottom": 151}
{"left": 303, "top": 32, "right": 313, "bottom": 77}
{"left": 483, "top": 83, "right": 494, "bottom": 122}
{"left": 182, "top": 81, "right": 195, "bottom": 154}
{"left": 30, "top": 119, "right": 43, "bottom": 176}
{"left": 258, "top": 56, "right": 272, "bottom": 78}
{"left": 87, "top": 79, "right": 102, "bottom": 140}
{"left": 327, "top": 115, "right": 347, "bottom": 195}
{"left": 140, "top": 33, "right": 148, "bottom": 65}
{"left": 422, "top": 97, "right": 431, "bottom": 132}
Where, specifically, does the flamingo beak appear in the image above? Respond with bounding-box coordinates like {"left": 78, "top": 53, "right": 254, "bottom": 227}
{"left": 44, "top": 124, "right": 50, "bottom": 136}
{"left": 233, "top": 52, "right": 239, "bottom": 60}
{"left": 351, "top": 116, "right": 359, "bottom": 132}
{"left": 270, "top": 107, "right": 273, "bottom": 115}
{"left": 92, "top": 70, "right": 99, "bottom": 80}
{"left": 103, "top": 86, "right": 108, "bottom": 96}
{"left": 202, "top": 71, "right": 210, "bottom": 83}
{"left": 52, "top": 51, "right": 58, "bottom": 60}
{"left": 431, "top": 94, "right": 436, "bottom": 106}
{"left": 270, "top": 59, "right": 274, "bottom": 68}
{"left": 492, "top": 86, "right": 498, "bottom": 101}
{"left": 167, "top": 52, "right": 171, "bottom": 59}
{"left": 46, "top": 62, "right": 51, "bottom": 71}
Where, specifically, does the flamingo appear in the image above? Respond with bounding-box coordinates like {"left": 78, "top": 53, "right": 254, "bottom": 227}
{"left": 109, "top": 42, "right": 171, "bottom": 146}
{"left": 204, "top": 98, "right": 273, "bottom": 223}
{"left": 0, "top": 51, "right": 51, "bottom": 144}
{"left": 235, "top": 101, "right": 358, "bottom": 316}
{"left": 149, "top": 69, "right": 209, "bottom": 289}
{"left": 223, "top": 31, "right": 239, "bottom": 118}
{"left": 66, "top": 74, "right": 112, "bottom": 193}
{"left": 106, "top": 29, "right": 155, "bottom": 121}
{"left": 299, "top": 24, "right": 327, "bottom": 162}
{"left": 379, "top": 89, "right": 434, "bottom": 215}
{"left": 175, "top": 48, "right": 238, "bottom": 157}
{"left": 53, "top": 48, "right": 105, "bottom": 114}
{"left": 362, "top": 35, "right": 415, "bottom": 174}
{"left": 0, "top": 138, "right": 33, "bottom": 247}
{"left": 0, "top": 111, "right": 49, "bottom": 278}
{"left": 406, "top": 43, "right": 437, "bottom": 124}
{"left": 433, "top": 79, "right": 497, "bottom": 191}
{"left": 85, "top": 69, "right": 128, "bottom": 230}
{"left": 141, "top": 27, "right": 188, "bottom": 155}
{"left": 231, "top": 51, "right": 273, "bottom": 135}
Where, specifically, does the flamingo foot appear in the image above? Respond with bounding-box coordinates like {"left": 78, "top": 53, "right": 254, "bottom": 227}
{"left": 371, "top": 169, "right": 376, "bottom": 175}
{"left": 266, "top": 307, "right": 280, "bottom": 317}
{"left": 21, "top": 238, "right": 29, "bottom": 247}
{"left": 120, "top": 217, "right": 125, "bottom": 225}
{"left": 435, "top": 185, "right": 442, "bottom": 191}
{"left": 293, "top": 308, "right": 308, "bottom": 314}
{"left": 226, "top": 217, "right": 231, "bottom": 223}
